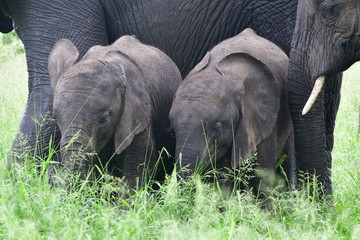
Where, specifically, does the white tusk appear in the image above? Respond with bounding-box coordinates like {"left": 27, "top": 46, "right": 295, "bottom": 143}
{"left": 302, "top": 76, "right": 326, "bottom": 115}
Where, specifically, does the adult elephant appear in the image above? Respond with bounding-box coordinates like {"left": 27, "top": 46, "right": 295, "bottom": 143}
{"left": 288, "top": 0, "right": 360, "bottom": 197}
{"left": 0, "top": 0, "right": 297, "bottom": 168}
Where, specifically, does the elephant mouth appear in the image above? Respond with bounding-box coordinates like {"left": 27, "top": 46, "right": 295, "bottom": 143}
{"left": 302, "top": 75, "right": 326, "bottom": 115}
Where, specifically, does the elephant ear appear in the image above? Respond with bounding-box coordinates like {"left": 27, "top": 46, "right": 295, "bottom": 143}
{"left": 114, "top": 78, "right": 152, "bottom": 155}
{"left": 217, "top": 53, "right": 280, "bottom": 168}
{"left": 188, "top": 51, "right": 211, "bottom": 75}
{"left": 106, "top": 51, "right": 152, "bottom": 155}
{"left": 99, "top": 50, "right": 128, "bottom": 90}
{"left": 48, "top": 39, "right": 79, "bottom": 90}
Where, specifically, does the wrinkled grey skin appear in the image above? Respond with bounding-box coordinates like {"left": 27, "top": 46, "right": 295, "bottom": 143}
{"left": 49, "top": 36, "right": 182, "bottom": 188}
{"left": 170, "top": 29, "right": 293, "bottom": 191}
{"left": 1, "top": 0, "right": 297, "bottom": 170}
{"left": 288, "top": 0, "right": 360, "bottom": 197}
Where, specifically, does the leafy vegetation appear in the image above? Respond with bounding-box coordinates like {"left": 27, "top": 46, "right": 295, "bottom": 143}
{"left": 0, "top": 32, "right": 359, "bottom": 239}
{"left": 0, "top": 31, "right": 24, "bottom": 54}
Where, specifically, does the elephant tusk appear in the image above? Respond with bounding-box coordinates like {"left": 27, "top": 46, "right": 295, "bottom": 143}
{"left": 302, "top": 76, "right": 325, "bottom": 115}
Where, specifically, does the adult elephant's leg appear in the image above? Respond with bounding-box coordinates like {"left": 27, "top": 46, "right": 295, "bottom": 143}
{"left": 7, "top": 0, "right": 109, "bottom": 167}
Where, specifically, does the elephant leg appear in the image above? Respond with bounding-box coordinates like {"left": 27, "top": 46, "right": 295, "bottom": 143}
{"left": 8, "top": 84, "right": 61, "bottom": 167}
{"left": 256, "top": 131, "right": 277, "bottom": 170}
{"left": 251, "top": 131, "right": 277, "bottom": 196}
{"left": 6, "top": 0, "right": 109, "bottom": 167}
{"left": 152, "top": 127, "right": 176, "bottom": 183}
{"left": 278, "top": 130, "right": 297, "bottom": 190}
{"left": 119, "top": 128, "right": 157, "bottom": 189}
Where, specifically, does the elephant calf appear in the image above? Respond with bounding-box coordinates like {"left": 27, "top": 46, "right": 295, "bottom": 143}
{"left": 170, "top": 28, "right": 293, "bottom": 192}
{"left": 48, "top": 36, "right": 182, "bottom": 189}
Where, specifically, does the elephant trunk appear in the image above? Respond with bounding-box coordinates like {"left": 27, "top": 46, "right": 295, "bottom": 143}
{"left": 175, "top": 134, "right": 215, "bottom": 178}
{"left": 59, "top": 128, "right": 93, "bottom": 180}
{"left": 176, "top": 145, "right": 200, "bottom": 177}
{"left": 288, "top": 36, "right": 332, "bottom": 196}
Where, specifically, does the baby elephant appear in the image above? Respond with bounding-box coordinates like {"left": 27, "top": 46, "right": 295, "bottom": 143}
{"left": 48, "top": 36, "right": 182, "bottom": 188}
{"left": 170, "top": 28, "right": 292, "bottom": 191}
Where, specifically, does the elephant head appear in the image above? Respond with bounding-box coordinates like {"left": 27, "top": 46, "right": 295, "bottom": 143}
{"left": 288, "top": 0, "right": 360, "bottom": 195}
{"left": 48, "top": 38, "right": 152, "bottom": 180}
{"left": 169, "top": 52, "right": 280, "bottom": 177}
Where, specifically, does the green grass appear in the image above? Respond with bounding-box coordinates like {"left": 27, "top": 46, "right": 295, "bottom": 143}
{"left": 0, "top": 33, "right": 359, "bottom": 239}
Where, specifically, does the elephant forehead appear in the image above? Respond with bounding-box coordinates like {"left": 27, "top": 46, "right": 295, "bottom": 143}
{"left": 66, "top": 58, "right": 104, "bottom": 75}
{"left": 55, "top": 90, "right": 111, "bottom": 106}
{"left": 177, "top": 76, "right": 229, "bottom": 99}
{"left": 57, "top": 78, "right": 111, "bottom": 93}
{"left": 57, "top": 67, "right": 117, "bottom": 94}
{"left": 53, "top": 81, "right": 119, "bottom": 114}
{"left": 61, "top": 59, "right": 115, "bottom": 85}
{"left": 171, "top": 98, "right": 238, "bottom": 125}
{"left": 53, "top": 93, "right": 115, "bottom": 123}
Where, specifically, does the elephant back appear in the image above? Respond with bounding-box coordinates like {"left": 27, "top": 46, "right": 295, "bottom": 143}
{"left": 116, "top": 35, "right": 182, "bottom": 115}
{"left": 112, "top": 35, "right": 182, "bottom": 88}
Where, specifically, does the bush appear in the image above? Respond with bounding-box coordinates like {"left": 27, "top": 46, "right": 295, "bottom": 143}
{"left": 0, "top": 31, "right": 24, "bottom": 54}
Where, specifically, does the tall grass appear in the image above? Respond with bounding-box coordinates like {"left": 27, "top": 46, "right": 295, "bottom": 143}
{"left": 0, "top": 33, "right": 359, "bottom": 239}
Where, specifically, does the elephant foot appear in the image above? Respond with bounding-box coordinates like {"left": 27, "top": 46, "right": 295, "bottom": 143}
{"left": 8, "top": 114, "right": 61, "bottom": 170}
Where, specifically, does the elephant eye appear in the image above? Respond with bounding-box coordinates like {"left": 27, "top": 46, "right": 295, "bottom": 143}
{"left": 321, "top": 2, "right": 343, "bottom": 23}
{"left": 98, "top": 111, "right": 110, "bottom": 125}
